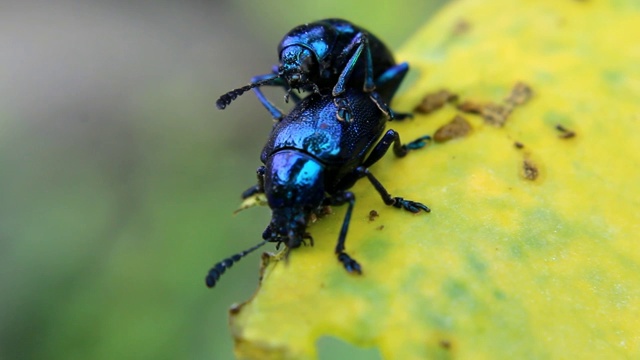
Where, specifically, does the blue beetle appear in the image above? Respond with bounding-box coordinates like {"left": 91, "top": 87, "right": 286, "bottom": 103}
{"left": 216, "top": 18, "right": 409, "bottom": 121}
{"left": 206, "top": 65, "right": 430, "bottom": 288}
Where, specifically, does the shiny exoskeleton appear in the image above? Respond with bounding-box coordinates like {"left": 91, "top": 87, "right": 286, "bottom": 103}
{"left": 206, "top": 65, "right": 431, "bottom": 288}
{"left": 216, "top": 18, "right": 407, "bottom": 121}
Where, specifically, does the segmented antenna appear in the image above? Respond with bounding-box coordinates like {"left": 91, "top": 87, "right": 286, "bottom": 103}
{"left": 205, "top": 240, "right": 269, "bottom": 288}
{"left": 216, "top": 76, "right": 278, "bottom": 110}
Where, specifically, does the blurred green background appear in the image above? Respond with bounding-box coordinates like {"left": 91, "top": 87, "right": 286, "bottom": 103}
{"left": 0, "top": 1, "right": 446, "bottom": 359}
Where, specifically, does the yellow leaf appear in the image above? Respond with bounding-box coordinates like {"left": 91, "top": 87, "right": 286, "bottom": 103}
{"left": 234, "top": 194, "right": 268, "bottom": 214}
{"left": 227, "top": 0, "right": 640, "bottom": 358}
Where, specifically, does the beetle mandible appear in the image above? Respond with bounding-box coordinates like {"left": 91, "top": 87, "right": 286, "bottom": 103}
{"left": 216, "top": 18, "right": 409, "bottom": 121}
{"left": 206, "top": 63, "right": 431, "bottom": 288}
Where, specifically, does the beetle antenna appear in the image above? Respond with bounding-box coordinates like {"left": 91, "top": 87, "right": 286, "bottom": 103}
{"left": 216, "top": 76, "right": 279, "bottom": 110}
{"left": 205, "top": 239, "right": 269, "bottom": 288}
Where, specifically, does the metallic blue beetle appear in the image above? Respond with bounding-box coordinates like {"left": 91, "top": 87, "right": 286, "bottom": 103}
{"left": 216, "top": 18, "right": 408, "bottom": 121}
{"left": 206, "top": 64, "right": 430, "bottom": 288}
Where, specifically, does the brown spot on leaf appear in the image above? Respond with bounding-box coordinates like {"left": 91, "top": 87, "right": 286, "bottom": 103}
{"left": 523, "top": 159, "right": 539, "bottom": 180}
{"left": 229, "top": 303, "right": 243, "bottom": 315}
{"left": 439, "top": 339, "right": 452, "bottom": 350}
{"left": 309, "top": 213, "right": 318, "bottom": 223}
{"left": 376, "top": 225, "right": 385, "bottom": 231}
{"left": 434, "top": 115, "right": 472, "bottom": 142}
{"left": 258, "top": 251, "right": 276, "bottom": 283}
{"left": 414, "top": 89, "right": 459, "bottom": 114}
{"left": 458, "top": 82, "right": 533, "bottom": 127}
{"left": 505, "top": 82, "right": 533, "bottom": 106}
{"left": 452, "top": 19, "right": 471, "bottom": 36}
{"left": 368, "top": 210, "right": 379, "bottom": 221}
{"left": 482, "top": 103, "right": 512, "bottom": 127}
{"left": 514, "top": 141, "right": 524, "bottom": 149}
{"left": 457, "top": 100, "right": 484, "bottom": 114}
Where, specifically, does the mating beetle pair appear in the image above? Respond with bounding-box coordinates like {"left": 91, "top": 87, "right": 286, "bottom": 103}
{"left": 206, "top": 19, "right": 431, "bottom": 288}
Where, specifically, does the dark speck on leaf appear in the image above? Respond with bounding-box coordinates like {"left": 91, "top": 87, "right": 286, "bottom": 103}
{"left": 556, "top": 124, "right": 576, "bottom": 139}
{"left": 439, "top": 339, "right": 452, "bottom": 350}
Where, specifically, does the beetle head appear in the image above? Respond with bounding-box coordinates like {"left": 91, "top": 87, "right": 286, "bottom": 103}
{"left": 264, "top": 208, "right": 309, "bottom": 249}
{"left": 264, "top": 151, "right": 325, "bottom": 249}
{"left": 279, "top": 45, "right": 319, "bottom": 93}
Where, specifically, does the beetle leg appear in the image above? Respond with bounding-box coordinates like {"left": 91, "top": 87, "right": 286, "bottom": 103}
{"left": 283, "top": 86, "right": 302, "bottom": 104}
{"left": 323, "top": 191, "right": 362, "bottom": 274}
{"left": 241, "top": 166, "right": 266, "bottom": 199}
{"left": 373, "top": 62, "right": 413, "bottom": 120}
{"left": 250, "top": 73, "right": 288, "bottom": 120}
{"left": 356, "top": 167, "right": 431, "bottom": 213}
{"left": 333, "top": 32, "right": 405, "bottom": 120}
{"left": 333, "top": 32, "right": 374, "bottom": 97}
{"left": 362, "top": 129, "right": 432, "bottom": 168}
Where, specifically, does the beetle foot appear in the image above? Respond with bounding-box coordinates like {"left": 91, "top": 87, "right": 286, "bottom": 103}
{"left": 301, "top": 233, "right": 314, "bottom": 247}
{"left": 392, "top": 197, "right": 431, "bottom": 213}
{"left": 404, "top": 135, "right": 432, "bottom": 150}
{"left": 390, "top": 111, "right": 414, "bottom": 121}
{"left": 337, "top": 252, "right": 362, "bottom": 274}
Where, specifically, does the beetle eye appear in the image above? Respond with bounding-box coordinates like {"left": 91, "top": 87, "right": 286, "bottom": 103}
{"left": 298, "top": 49, "right": 316, "bottom": 74}
{"left": 280, "top": 47, "right": 298, "bottom": 67}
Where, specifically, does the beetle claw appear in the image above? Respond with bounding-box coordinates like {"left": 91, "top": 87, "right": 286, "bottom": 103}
{"left": 337, "top": 252, "right": 362, "bottom": 274}
{"left": 393, "top": 197, "right": 431, "bottom": 213}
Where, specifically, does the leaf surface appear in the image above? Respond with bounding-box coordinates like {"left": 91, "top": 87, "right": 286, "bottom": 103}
{"left": 229, "top": 0, "right": 640, "bottom": 358}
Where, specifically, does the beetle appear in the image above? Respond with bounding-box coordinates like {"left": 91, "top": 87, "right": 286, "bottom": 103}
{"left": 206, "top": 64, "right": 430, "bottom": 288}
{"left": 215, "top": 18, "right": 409, "bottom": 121}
